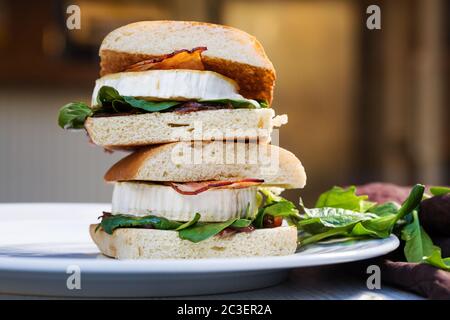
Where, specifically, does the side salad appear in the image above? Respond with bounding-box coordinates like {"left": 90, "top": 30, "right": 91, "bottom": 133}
{"left": 298, "top": 184, "right": 450, "bottom": 271}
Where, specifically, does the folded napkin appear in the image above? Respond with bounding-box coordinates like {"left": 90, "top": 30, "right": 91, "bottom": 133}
{"left": 356, "top": 183, "right": 450, "bottom": 300}
{"left": 381, "top": 260, "right": 450, "bottom": 300}
{"left": 420, "top": 194, "right": 450, "bottom": 237}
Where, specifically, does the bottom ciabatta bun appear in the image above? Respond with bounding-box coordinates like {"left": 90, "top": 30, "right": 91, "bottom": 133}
{"left": 89, "top": 225, "right": 298, "bottom": 259}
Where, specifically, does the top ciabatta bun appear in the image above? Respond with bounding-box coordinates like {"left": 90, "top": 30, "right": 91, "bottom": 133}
{"left": 104, "top": 141, "right": 306, "bottom": 189}
{"left": 99, "top": 21, "right": 276, "bottom": 103}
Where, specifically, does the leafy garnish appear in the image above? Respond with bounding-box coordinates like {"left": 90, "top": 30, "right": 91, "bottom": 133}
{"left": 96, "top": 86, "right": 122, "bottom": 106}
{"left": 58, "top": 102, "right": 93, "bottom": 129}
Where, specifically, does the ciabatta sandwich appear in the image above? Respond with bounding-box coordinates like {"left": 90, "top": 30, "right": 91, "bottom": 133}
{"left": 90, "top": 141, "right": 307, "bottom": 259}
{"left": 58, "top": 21, "right": 285, "bottom": 149}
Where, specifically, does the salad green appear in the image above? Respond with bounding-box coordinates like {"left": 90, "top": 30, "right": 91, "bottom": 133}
{"left": 298, "top": 183, "right": 450, "bottom": 271}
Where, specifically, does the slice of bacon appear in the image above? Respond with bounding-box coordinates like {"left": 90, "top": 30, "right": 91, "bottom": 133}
{"left": 125, "top": 47, "right": 207, "bottom": 72}
{"left": 217, "top": 225, "right": 255, "bottom": 238}
{"left": 172, "top": 101, "right": 232, "bottom": 114}
{"left": 168, "top": 179, "right": 264, "bottom": 195}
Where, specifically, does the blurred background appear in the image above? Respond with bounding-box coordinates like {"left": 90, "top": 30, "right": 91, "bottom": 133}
{"left": 0, "top": 0, "right": 448, "bottom": 204}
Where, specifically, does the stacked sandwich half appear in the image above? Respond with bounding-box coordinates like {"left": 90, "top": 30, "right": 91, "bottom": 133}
{"left": 58, "top": 21, "right": 307, "bottom": 259}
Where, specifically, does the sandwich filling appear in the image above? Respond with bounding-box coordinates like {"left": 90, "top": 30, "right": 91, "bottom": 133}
{"left": 111, "top": 182, "right": 260, "bottom": 222}
{"left": 96, "top": 183, "right": 300, "bottom": 243}
{"left": 124, "top": 47, "right": 206, "bottom": 73}
{"left": 58, "top": 47, "right": 269, "bottom": 130}
{"left": 90, "top": 70, "right": 261, "bottom": 108}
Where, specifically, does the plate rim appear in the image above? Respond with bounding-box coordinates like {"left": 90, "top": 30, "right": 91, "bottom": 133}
{"left": 0, "top": 203, "right": 400, "bottom": 274}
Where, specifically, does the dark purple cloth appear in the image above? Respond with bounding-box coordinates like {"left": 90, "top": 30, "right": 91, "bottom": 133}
{"left": 382, "top": 260, "right": 450, "bottom": 299}
{"left": 420, "top": 194, "right": 450, "bottom": 237}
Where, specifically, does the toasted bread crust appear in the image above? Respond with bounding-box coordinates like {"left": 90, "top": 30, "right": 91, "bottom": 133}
{"left": 100, "top": 51, "right": 275, "bottom": 103}
{"left": 99, "top": 21, "right": 275, "bottom": 103}
{"left": 104, "top": 141, "right": 307, "bottom": 189}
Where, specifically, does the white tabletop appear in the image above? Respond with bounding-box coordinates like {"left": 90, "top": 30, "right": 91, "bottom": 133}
{"left": 0, "top": 263, "right": 422, "bottom": 300}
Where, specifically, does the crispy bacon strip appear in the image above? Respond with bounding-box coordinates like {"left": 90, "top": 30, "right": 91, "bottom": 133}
{"left": 125, "top": 47, "right": 207, "bottom": 72}
{"left": 168, "top": 179, "right": 264, "bottom": 195}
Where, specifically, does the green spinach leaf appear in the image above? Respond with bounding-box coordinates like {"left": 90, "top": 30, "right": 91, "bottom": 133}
{"left": 298, "top": 184, "right": 425, "bottom": 246}
{"left": 97, "top": 86, "right": 123, "bottom": 106}
{"left": 402, "top": 210, "right": 435, "bottom": 262}
{"left": 99, "top": 214, "right": 182, "bottom": 235}
{"left": 178, "top": 218, "right": 237, "bottom": 243}
{"left": 315, "top": 186, "right": 376, "bottom": 212}
{"left": 122, "top": 96, "right": 180, "bottom": 112}
{"left": 231, "top": 219, "right": 253, "bottom": 228}
{"left": 368, "top": 202, "right": 399, "bottom": 217}
{"left": 430, "top": 186, "right": 450, "bottom": 197}
{"left": 402, "top": 210, "right": 450, "bottom": 270}
{"left": 298, "top": 207, "right": 377, "bottom": 235}
{"left": 58, "top": 102, "right": 93, "bottom": 129}
{"left": 253, "top": 189, "right": 299, "bottom": 228}
{"left": 175, "top": 213, "right": 201, "bottom": 231}
{"left": 200, "top": 98, "right": 261, "bottom": 109}
{"left": 258, "top": 100, "right": 270, "bottom": 108}
{"left": 424, "top": 249, "right": 450, "bottom": 271}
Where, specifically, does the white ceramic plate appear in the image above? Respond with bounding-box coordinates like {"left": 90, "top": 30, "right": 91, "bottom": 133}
{"left": 0, "top": 203, "right": 399, "bottom": 297}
